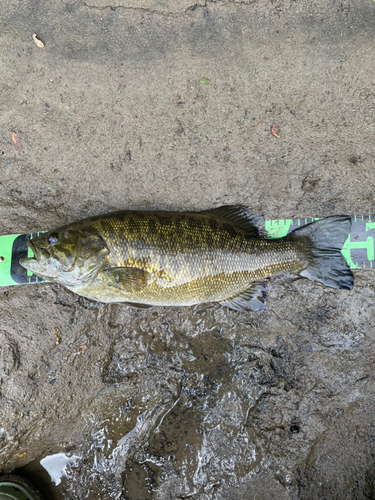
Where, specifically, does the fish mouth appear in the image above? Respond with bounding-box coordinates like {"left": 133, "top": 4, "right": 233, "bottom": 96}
{"left": 20, "top": 239, "right": 80, "bottom": 280}
{"left": 19, "top": 240, "right": 54, "bottom": 277}
{"left": 26, "top": 240, "right": 50, "bottom": 263}
{"left": 27, "top": 240, "right": 39, "bottom": 261}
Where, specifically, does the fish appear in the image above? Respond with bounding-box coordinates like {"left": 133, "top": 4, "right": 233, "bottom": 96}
{"left": 19, "top": 206, "right": 353, "bottom": 312}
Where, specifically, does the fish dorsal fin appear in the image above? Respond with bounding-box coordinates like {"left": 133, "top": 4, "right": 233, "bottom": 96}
{"left": 103, "top": 267, "right": 151, "bottom": 292}
{"left": 200, "top": 205, "right": 265, "bottom": 236}
{"left": 219, "top": 282, "right": 268, "bottom": 312}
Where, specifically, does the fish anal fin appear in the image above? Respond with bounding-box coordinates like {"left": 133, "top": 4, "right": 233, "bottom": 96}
{"left": 219, "top": 282, "right": 268, "bottom": 312}
{"left": 200, "top": 205, "right": 265, "bottom": 236}
{"left": 123, "top": 302, "right": 154, "bottom": 309}
{"left": 103, "top": 267, "right": 151, "bottom": 292}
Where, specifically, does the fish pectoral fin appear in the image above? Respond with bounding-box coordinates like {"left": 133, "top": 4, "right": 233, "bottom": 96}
{"left": 199, "top": 205, "right": 265, "bottom": 236}
{"left": 219, "top": 282, "right": 268, "bottom": 312}
{"left": 103, "top": 267, "right": 151, "bottom": 292}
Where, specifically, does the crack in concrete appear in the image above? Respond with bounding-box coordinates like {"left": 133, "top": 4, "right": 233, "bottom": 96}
{"left": 82, "top": 0, "right": 256, "bottom": 17}
{"left": 82, "top": 2, "right": 206, "bottom": 17}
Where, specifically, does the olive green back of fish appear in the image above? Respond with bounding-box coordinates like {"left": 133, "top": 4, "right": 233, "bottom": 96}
{"left": 71, "top": 209, "right": 301, "bottom": 306}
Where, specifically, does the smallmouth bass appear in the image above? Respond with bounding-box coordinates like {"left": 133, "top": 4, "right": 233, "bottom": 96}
{"left": 20, "top": 206, "right": 353, "bottom": 311}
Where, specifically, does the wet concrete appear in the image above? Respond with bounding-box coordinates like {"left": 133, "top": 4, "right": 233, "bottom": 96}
{"left": 1, "top": 0, "right": 375, "bottom": 498}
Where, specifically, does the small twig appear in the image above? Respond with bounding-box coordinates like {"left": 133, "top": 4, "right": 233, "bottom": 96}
{"left": 175, "top": 118, "right": 186, "bottom": 135}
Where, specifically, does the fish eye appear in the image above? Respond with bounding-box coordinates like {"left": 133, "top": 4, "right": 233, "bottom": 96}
{"left": 47, "top": 233, "right": 59, "bottom": 245}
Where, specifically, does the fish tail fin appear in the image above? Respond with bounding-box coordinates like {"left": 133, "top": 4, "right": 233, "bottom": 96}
{"left": 289, "top": 216, "right": 353, "bottom": 290}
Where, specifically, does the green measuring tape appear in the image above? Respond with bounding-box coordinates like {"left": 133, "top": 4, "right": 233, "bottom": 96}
{"left": 0, "top": 216, "right": 374, "bottom": 287}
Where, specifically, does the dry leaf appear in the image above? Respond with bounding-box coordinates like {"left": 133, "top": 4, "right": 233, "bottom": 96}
{"left": 271, "top": 123, "right": 281, "bottom": 138}
{"left": 12, "top": 132, "right": 22, "bottom": 152}
{"left": 33, "top": 33, "right": 45, "bottom": 48}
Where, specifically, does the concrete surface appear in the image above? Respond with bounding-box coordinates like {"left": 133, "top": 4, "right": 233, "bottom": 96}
{"left": 1, "top": 0, "right": 375, "bottom": 498}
